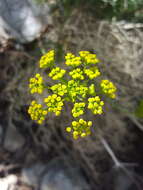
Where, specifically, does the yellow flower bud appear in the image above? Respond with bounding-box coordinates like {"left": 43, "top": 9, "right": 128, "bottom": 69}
{"left": 66, "top": 127, "right": 72, "bottom": 132}
{"left": 88, "top": 121, "right": 92, "bottom": 127}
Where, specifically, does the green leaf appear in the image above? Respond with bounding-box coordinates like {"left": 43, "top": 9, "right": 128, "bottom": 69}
{"left": 135, "top": 100, "right": 143, "bottom": 118}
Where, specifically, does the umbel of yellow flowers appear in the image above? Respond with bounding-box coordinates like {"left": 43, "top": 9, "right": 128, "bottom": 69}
{"left": 28, "top": 50, "right": 117, "bottom": 139}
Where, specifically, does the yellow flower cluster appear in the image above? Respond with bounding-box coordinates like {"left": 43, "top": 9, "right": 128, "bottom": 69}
{"left": 65, "top": 53, "right": 82, "bottom": 67}
{"left": 66, "top": 119, "right": 92, "bottom": 139}
{"left": 79, "top": 51, "right": 90, "bottom": 58}
{"left": 49, "top": 67, "right": 66, "bottom": 80}
{"left": 69, "top": 68, "right": 84, "bottom": 80}
{"left": 39, "top": 50, "right": 54, "bottom": 68}
{"left": 28, "top": 50, "right": 117, "bottom": 140}
{"left": 84, "top": 67, "right": 100, "bottom": 79}
{"left": 72, "top": 102, "right": 85, "bottom": 117}
{"left": 51, "top": 83, "right": 67, "bottom": 96}
{"left": 44, "top": 94, "right": 64, "bottom": 116}
{"left": 88, "top": 84, "right": 96, "bottom": 95}
{"left": 100, "top": 79, "right": 116, "bottom": 98}
{"left": 68, "top": 80, "right": 88, "bottom": 102}
{"left": 88, "top": 96, "right": 104, "bottom": 114}
{"left": 29, "top": 73, "right": 44, "bottom": 94}
{"left": 28, "top": 101, "right": 48, "bottom": 124}
{"left": 79, "top": 51, "right": 99, "bottom": 65}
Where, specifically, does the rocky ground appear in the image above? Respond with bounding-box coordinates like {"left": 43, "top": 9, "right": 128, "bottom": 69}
{"left": 0, "top": 2, "right": 143, "bottom": 190}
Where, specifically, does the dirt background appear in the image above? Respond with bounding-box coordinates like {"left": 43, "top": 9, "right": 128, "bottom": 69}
{"left": 0, "top": 3, "right": 143, "bottom": 190}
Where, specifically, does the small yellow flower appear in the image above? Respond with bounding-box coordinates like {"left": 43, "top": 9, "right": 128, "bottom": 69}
{"left": 84, "top": 67, "right": 100, "bottom": 79}
{"left": 88, "top": 96, "right": 104, "bottom": 115}
{"left": 51, "top": 83, "right": 67, "bottom": 97}
{"left": 65, "top": 53, "right": 82, "bottom": 67}
{"left": 69, "top": 68, "right": 84, "bottom": 80}
{"left": 28, "top": 101, "right": 48, "bottom": 124}
{"left": 72, "top": 102, "right": 85, "bottom": 117}
{"left": 80, "top": 52, "right": 99, "bottom": 65}
{"left": 44, "top": 94, "right": 64, "bottom": 116}
{"left": 66, "top": 119, "right": 92, "bottom": 139}
{"left": 100, "top": 79, "right": 116, "bottom": 98}
{"left": 66, "top": 127, "right": 72, "bottom": 132}
{"left": 29, "top": 73, "right": 44, "bottom": 94}
{"left": 81, "top": 133, "right": 86, "bottom": 138}
{"left": 88, "top": 121, "right": 92, "bottom": 127}
{"left": 39, "top": 50, "right": 54, "bottom": 68}
{"left": 49, "top": 67, "right": 66, "bottom": 80}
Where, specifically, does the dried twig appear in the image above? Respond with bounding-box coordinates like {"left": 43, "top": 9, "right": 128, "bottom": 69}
{"left": 99, "top": 135, "right": 143, "bottom": 190}
{"left": 127, "top": 114, "right": 143, "bottom": 131}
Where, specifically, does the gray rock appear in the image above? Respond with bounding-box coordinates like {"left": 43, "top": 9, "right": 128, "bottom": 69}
{"left": 21, "top": 159, "right": 89, "bottom": 190}
{"left": 114, "top": 169, "right": 135, "bottom": 190}
{"left": 4, "top": 124, "right": 25, "bottom": 152}
{"left": 0, "top": 0, "right": 51, "bottom": 43}
{"left": 40, "top": 159, "right": 89, "bottom": 190}
{"left": 22, "top": 163, "right": 46, "bottom": 187}
{"left": 0, "top": 175, "right": 18, "bottom": 190}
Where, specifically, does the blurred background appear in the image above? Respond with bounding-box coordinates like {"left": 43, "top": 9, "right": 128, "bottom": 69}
{"left": 0, "top": 0, "right": 143, "bottom": 190}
